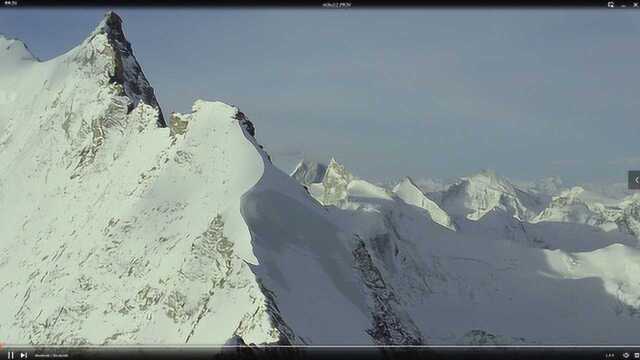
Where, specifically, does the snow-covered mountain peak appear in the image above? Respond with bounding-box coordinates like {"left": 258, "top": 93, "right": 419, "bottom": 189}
{"left": 530, "top": 185, "right": 629, "bottom": 233}
{"left": 190, "top": 99, "right": 236, "bottom": 119}
{"left": 290, "top": 159, "right": 328, "bottom": 186}
{"left": 395, "top": 176, "right": 420, "bottom": 191}
{"left": 0, "top": 35, "right": 37, "bottom": 65}
{"left": 463, "top": 169, "right": 515, "bottom": 193}
{"left": 544, "top": 186, "right": 617, "bottom": 210}
{"left": 323, "top": 158, "right": 352, "bottom": 182}
{"left": 621, "top": 193, "right": 640, "bottom": 207}
{"left": 515, "top": 176, "right": 564, "bottom": 196}
{"left": 318, "top": 158, "right": 355, "bottom": 205}
{"left": 0, "top": 11, "right": 168, "bottom": 183}
{"left": 168, "top": 100, "right": 248, "bottom": 138}
{"left": 90, "top": 11, "right": 124, "bottom": 37}
{"left": 393, "top": 177, "right": 456, "bottom": 230}
{"left": 412, "top": 177, "right": 450, "bottom": 193}
{"left": 326, "top": 157, "right": 351, "bottom": 176}
{"left": 441, "top": 170, "right": 545, "bottom": 221}
{"left": 75, "top": 11, "right": 166, "bottom": 127}
{"left": 557, "top": 186, "right": 585, "bottom": 199}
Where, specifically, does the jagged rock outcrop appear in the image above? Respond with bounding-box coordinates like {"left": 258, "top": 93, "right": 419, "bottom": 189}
{"left": 618, "top": 195, "right": 640, "bottom": 241}
{"left": 91, "top": 11, "right": 166, "bottom": 127}
{"left": 318, "top": 158, "right": 355, "bottom": 206}
{"left": 353, "top": 239, "right": 423, "bottom": 345}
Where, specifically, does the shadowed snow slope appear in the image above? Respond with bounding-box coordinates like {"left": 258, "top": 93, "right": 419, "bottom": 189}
{"left": 290, "top": 159, "right": 327, "bottom": 186}
{"left": 393, "top": 177, "right": 456, "bottom": 231}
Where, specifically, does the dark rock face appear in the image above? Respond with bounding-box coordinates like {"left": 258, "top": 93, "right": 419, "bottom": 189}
{"left": 98, "top": 11, "right": 166, "bottom": 128}
{"left": 352, "top": 238, "right": 423, "bottom": 345}
{"left": 219, "top": 282, "right": 303, "bottom": 360}
{"left": 233, "top": 109, "right": 272, "bottom": 162}
{"left": 234, "top": 110, "right": 256, "bottom": 138}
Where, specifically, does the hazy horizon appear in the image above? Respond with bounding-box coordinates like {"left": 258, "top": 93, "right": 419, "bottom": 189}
{"left": 2, "top": 8, "right": 638, "bottom": 184}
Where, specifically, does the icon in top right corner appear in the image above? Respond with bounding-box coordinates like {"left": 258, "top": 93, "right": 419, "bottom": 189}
{"left": 628, "top": 171, "right": 640, "bottom": 190}
{"left": 609, "top": 1, "right": 640, "bottom": 7}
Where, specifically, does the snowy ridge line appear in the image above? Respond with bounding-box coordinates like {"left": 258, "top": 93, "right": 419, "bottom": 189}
{"left": 0, "top": 33, "right": 38, "bottom": 59}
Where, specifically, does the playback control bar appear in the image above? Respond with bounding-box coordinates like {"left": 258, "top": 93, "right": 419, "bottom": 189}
{"left": 5, "top": 347, "right": 640, "bottom": 360}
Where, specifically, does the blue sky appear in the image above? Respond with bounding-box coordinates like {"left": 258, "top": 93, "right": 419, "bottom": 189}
{"left": 1, "top": 9, "right": 638, "bottom": 183}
